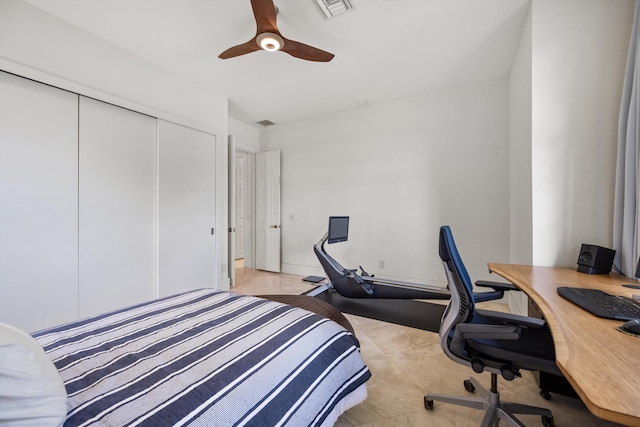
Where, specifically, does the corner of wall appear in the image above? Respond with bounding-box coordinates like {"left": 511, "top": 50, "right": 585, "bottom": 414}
{"left": 509, "top": 0, "right": 533, "bottom": 266}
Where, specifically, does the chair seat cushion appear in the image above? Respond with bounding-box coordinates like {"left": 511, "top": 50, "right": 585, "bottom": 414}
{"left": 465, "top": 314, "right": 562, "bottom": 376}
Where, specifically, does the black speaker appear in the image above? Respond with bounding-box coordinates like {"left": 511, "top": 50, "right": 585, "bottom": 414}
{"left": 576, "top": 244, "right": 615, "bottom": 274}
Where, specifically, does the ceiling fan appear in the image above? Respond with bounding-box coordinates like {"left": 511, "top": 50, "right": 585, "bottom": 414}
{"left": 219, "top": 0, "right": 334, "bottom": 62}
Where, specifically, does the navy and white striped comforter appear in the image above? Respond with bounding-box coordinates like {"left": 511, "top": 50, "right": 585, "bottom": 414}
{"left": 33, "top": 289, "right": 371, "bottom": 426}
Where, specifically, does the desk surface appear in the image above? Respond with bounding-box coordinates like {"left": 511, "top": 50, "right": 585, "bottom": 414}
{"left": 488, "top": 264, "right": 640, "bottom": 426}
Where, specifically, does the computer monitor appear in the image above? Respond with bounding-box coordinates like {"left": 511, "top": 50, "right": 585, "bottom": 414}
{"left": 327, "top": 216, "right": 349, "bottom": 244}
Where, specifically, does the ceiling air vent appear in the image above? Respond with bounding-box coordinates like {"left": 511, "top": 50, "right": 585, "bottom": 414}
{"left": 256, "top": 120, "right": 276, "bottom": 127}
{"left": 315, "top": 0, "right": 354, "bottom": 19}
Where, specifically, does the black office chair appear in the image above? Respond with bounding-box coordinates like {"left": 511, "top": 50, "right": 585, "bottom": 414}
{"left": 424, "top": 226, "right": 561, "bottom": 427}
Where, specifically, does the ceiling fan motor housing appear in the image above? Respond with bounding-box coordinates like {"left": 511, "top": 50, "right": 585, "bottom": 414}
{"left": 256, "top": 32, "right": 284, "bottom": 51}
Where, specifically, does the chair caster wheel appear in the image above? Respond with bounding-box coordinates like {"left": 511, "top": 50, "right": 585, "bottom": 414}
{"left": 424, "top": 397, "right": 434, "bottom": 410}
{"left": 542, "top": 414, "right": 554, "bottom": 427}
{"left": 540, "top": 389, "right": 551, "bottom": 400}
{"left": 463, "top": 379, "right": 475, "bottom": 393}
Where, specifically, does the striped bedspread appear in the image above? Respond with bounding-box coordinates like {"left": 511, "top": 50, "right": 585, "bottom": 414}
{"left": 33, "top": 289, "right": 371, "bottom": 426}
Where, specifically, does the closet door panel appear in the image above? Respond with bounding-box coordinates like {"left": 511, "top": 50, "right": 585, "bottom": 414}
{"left": 79, "top": 97, "right": 156, "bottom": 318}
{"left": 158, "top": 120, "right": 216, "bottom": 297}
{"left": 0, "top": 72, "right": 79, "bottom": 332}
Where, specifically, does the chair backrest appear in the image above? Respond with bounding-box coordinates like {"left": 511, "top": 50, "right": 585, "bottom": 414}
{"left": 439, "top": 226, "right": 475, "bottom": 320}
{"left": 437, "top": 226, "right": 477, "bottom": 366}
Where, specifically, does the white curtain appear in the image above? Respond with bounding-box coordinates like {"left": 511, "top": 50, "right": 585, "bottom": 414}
{"left": 614, "top": 0, "right": 640, "bottom": 277}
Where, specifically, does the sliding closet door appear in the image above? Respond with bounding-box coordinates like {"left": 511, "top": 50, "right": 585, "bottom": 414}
{"left": 79, "top": 97, "right": 156, "bottom": 318}
{"left": 0, "top": 72, "right": 79, "bottom": 332}
{"left": 158, "top": 120, "right": 216, "bottom": 297}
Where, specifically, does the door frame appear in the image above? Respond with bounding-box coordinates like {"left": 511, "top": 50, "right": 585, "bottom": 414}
{"left": 230, "top": 145, "right": 256, "bottom": 271}
{"left": 227, "top": 135, "right": 236, "bottom": 287}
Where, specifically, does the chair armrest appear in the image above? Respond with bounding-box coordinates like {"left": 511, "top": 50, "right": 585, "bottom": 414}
{"left": 475, "top": 280, "right": 519, "bottom": 292}
{"left": 476, "top": 309, "right": 546, "bottom": 329}
{"left": 472, "top": 281, "right": 519, "bottom": 303}
{"left": 472, "top": 290, "right": 504, "bottom": 303}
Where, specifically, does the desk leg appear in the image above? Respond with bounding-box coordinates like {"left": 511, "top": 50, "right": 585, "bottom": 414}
{"left": 528, "top": 299, "right": 579, "bottom": 399}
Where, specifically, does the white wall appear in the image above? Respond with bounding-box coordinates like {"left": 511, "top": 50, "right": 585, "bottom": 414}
{"left": 531, "top": 0, "right": 633, "bottom": 267}
{"left": 261, "top": 0, "right": 633, "bottom": 293}
{"left": 261, "top": 79, "right": 511, "bottom": 287}
{"left": 0, "top": 0, "right": 230, "bottom": 290}
{"left": 229, "top": 118, "right": 260, "bottom": 153}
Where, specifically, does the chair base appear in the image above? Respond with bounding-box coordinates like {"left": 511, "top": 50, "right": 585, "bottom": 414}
{"left": 425, "top": 376, "right": 554, "bottom": 427}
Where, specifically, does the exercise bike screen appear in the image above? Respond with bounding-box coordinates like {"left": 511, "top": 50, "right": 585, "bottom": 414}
{"left": 328, "top": 216, "right": 349, "bottom": 244}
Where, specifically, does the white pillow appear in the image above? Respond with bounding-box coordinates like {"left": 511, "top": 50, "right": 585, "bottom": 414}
{"left": 0, "top": 323, "right": 67, "bottom": 426}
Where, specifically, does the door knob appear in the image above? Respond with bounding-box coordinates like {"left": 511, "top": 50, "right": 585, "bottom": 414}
{"left": 270, "top": 225, "right": 279, "bottom": 229}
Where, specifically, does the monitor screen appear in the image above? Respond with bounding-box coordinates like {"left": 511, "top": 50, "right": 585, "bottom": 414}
{"left": 327, "top": 216, "right": 349, "bottom": 244}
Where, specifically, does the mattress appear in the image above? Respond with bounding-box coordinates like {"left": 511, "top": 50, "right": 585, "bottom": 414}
{"left": 33, "top": 289, "right": 371, "bottom": 426}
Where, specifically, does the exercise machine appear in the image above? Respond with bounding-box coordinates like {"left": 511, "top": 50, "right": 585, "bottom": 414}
{"left": 309, "top": 216, "right": 515, "bottom": 302}
{"left": 309, "top": 216, "right": 450, "bottom": 299}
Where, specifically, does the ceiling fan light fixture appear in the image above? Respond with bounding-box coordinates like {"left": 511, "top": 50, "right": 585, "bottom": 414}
{"left": 257, "top": 32, "right": 284, "bottom": 51}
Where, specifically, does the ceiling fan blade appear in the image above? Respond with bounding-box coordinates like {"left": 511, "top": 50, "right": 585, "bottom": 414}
{"left": 281, "top": 39, "right": 334, "bottom": 62}
{"left": 218, "top": 39, "right": 261, "bottom": 59}
{"left": 251, "top": 0, "right": 279, "bottom": 34}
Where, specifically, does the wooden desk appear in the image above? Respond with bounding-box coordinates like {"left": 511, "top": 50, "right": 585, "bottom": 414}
{"left": 488, "top": 264, "right": 640, "bottom": 426}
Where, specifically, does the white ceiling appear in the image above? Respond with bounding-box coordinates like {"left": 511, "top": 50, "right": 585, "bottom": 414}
{"left": 24, "top": 0, "right": 530, "bottom": 126}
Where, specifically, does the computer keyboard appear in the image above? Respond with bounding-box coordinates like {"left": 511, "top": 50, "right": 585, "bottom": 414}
{"left": 557, "top": 287, "right": 640, "bottom": 321}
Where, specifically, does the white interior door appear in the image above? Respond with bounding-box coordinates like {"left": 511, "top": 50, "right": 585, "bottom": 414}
{"left": 256, "top": 150, "right": 281, "bottom": 272}
{"left": 159, "top": 120, "right": 216, "bottom": 297}
{"left": 0, "top": 72, "right": 79, "bottom": 332}
{"left": 79, "top": 97, "right": 157, "bottom": 318}
{"left": 235, "top": 152, "right": 246, "bottom": 260}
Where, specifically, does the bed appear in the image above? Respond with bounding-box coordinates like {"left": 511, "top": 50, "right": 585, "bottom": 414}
{"left": 1, "top": 289, "right": 370, "bottom": 426}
